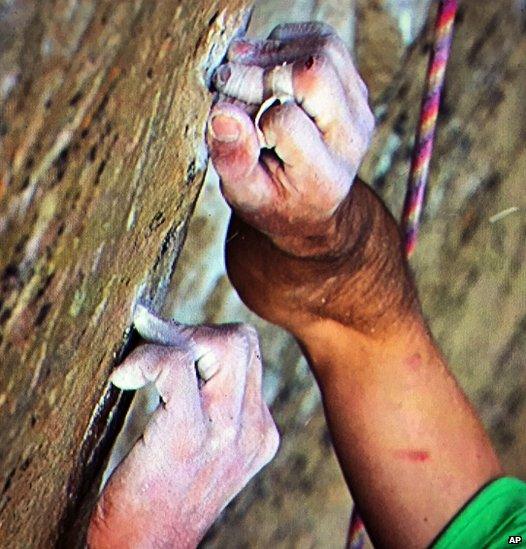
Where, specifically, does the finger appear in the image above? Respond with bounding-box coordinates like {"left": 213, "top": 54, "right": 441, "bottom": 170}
{"left": 228, "top": 35, "right": 367, "bottom": 100}
{"left": 110, "top": 344, "right": 199, "bottom": 412}
{"left": 195, "top": 324, "right": 280, "bottom": 472}
{"left": 268, "top": 21, "right": 334, "bottom": 41}
{"left": 259, "top": 102, "right": 349, "bottom": 212}
{"left": 214, "top": 56, "right": 354, "bottom": 146}
{"left": 133, "top": 305, "right": 230, "bottom": 383}
{"left": 207, "top": 102, "right": 279, "bottom": 212}
{"left": 133, "top": 304, "right": 196, "bottom": 349}
{"left": 268, "top": 21, "right": 368, "bottom": 97}
{"left": 193, "top": 324, "right": 260, "bottom": 425}
{"left": 110, "top": 344, "right": 170, "bottom": 390}
{"left": 214, "top": 63, "right": 264, "bottom": 104}
{"left": 294, "top": 53, "right": 373, "bottom": 164}
{"left": 227, "top": 38, "right": 282, "bottom": 64}
{"left": 228, "top": 16, "right": 370, "bottom": 108}
{"left": 292, "top": 53, "right": 356, "bottom": 139}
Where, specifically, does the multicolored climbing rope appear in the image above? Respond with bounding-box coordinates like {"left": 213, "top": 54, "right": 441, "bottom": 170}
{"left": 348, "top": 2, "right": 458, "bottom": 546}
{"left": 402, "top": 0, "right": 458, "bottom": 258}
{"left": 348, "top": 505, "right": 366, "bottom": 549}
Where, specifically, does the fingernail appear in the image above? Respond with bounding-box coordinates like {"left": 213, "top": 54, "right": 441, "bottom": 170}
{"left": 214, "top": 64, "right": 231, "bottom": 87}
{"left": 210, "top": 114, "right": 241, "bottom": 142}
{"left": 195, "top": 351, "right": 219, "bottom": 382}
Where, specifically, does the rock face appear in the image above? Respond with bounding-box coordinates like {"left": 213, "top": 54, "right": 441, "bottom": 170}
{"left": 167, "top": 0, "right": 526, "bottom": 547}
{"left": 0, "top": 1, "right": 251, "bottom": 546}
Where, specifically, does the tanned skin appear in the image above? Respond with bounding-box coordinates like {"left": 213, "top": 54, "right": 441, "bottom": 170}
{"left": 90, "top": 21, "right": 502, "bottom": 549}
{"left": 210, "top": 22, "right": 502, "bottom": 549}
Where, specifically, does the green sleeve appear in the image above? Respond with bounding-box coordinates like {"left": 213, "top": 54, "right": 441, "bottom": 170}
{"left": 432, "top": 477, "right": 526, "bottom": 548}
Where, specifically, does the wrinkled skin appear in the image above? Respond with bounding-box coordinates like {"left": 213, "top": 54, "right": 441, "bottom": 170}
{"left": 88, "top": 313, "right": 279, "bottom": 549}
{"left": 207, "top": 22, "right": 417, "bottom": 336}
{"left": 210, "top": 22, "right": 375, "bottom": 247}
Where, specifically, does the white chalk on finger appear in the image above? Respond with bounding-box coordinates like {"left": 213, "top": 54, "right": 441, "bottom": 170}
{"left": 133, "top": 304, "right": 196, "bottom": 352}
{"left": 255, "top": 64, "right": 295, "bottom": 148}
{"left": 216, "top": 64, "right": 265, "bottom": 104}
{"left": 265, "top": 63, "right": 295, "bottom": 100}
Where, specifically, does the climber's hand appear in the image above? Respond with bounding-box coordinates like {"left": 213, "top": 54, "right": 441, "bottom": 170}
{"left": 208, "top": 21, "right": 374, "bottom": 257}
{"left": 88, "top": 317, "right": 279, "bottom": 549}
{"left": 207, "top": 22, "right": 417, "bottom": 336}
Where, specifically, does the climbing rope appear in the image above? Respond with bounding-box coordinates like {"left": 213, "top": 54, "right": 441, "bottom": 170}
{"left": 402, "top": 0, "right": 458, "bottom": 258}
{"left": 348, "top": 1, "right": 458, "bottom": 546}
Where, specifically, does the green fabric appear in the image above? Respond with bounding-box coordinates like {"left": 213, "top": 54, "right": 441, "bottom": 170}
{"left": 432, "top": 477, "right": 526, "bottom": 548}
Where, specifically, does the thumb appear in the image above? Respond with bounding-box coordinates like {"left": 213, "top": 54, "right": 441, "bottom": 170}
{"left": 207, "top": 102, "right": 277, "bottom": 213}
{"left": 109, "top": 344, "right": 198, "bottom": 407}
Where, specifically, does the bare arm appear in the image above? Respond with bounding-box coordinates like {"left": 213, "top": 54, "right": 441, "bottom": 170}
{"left": 208, "top": 22, "right": 502, "bottom": 548}
{"left": 298, "top": 313, "right": 501, "bottom": 548}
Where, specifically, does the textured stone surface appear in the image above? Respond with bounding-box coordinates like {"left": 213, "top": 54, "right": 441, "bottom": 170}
{"left": 165, "top": 0, "right": 525, "bottom": 547}
{"left": 0, "top": 1, "right": 251, "bottom": 546}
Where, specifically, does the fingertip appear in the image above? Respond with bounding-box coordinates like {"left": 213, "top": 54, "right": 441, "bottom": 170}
{"left": 109, "top": 365, "right": 146, "bottom": 391}
{"left": 207, "top": 103, "right": 253, "bottom": 145}
{"left": 207, "top": 103, "right": 261, "bottom": 184}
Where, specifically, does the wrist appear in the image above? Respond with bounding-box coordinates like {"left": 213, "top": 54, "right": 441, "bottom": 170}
{"left": 294, "top": 312, "right": 431, "bottom": 382}
{"left": 226, "top": 178, "right": 419, "bottom": 335}
{"left": 269, "top": 179, "right": 357, "bottom": 259}
{"left": 278, "top": 178, "right": 421, "bottom": 334}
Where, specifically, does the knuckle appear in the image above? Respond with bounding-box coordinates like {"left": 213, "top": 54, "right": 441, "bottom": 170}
{"left": 268, "top": 22, "right": 287, "bottom": 38}
{"left": 358, "top": 110, "right": 375, "bottom": 148}
{"left": 366, "top": 108, "right": 375, "bottom": 133}
{"left": 269, "top": 21, "right": 334, "bottom": 39}
{"left": 360, "top": 77, "right": 370, "bottom": 99}
{"left": 242, "top": 414, "right": 279, "bottom": 472}
{"left": 87, "top": 501, "right": 111, "bottom": 548}
{"left": 237, "top": 323, "right": 262, "bottom": 362}
{"left": 260, "top": 102, "right": 302, "bottom": 134}
{"left": 230, "top": 322, "right": 258, "bottom": 348}
{"left": 221, "top": 322, "right": 261, "bottom": 367}
{"left": 235, "top": 322, "right": 258, "bottom": 341}
{"left": 293, "top": 53, "right": 340, "bottom": 96}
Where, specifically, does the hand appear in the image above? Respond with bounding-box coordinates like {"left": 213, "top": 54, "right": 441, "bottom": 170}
{"left": 209, "top": 21, "right": 374, "bottom": 257}
{"left": 88, "top": 310, "right": 279, "bottom": 549}
{"left": 207, "top": 23, "right": 417, "bottom": 336}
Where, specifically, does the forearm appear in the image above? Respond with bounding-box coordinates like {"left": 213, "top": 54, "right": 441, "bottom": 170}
{"left": 208, "top": 27, "right": 503, "bottom": 545}
{"left": 295, "top": 316, "right": 502, "bottom": 548}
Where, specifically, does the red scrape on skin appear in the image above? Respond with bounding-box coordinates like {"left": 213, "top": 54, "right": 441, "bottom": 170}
{"left": 406, "top": 352, "right": 423, "bottom": 371}
{"left": 394, "top": 449, "right": 430, "bottom": 462}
